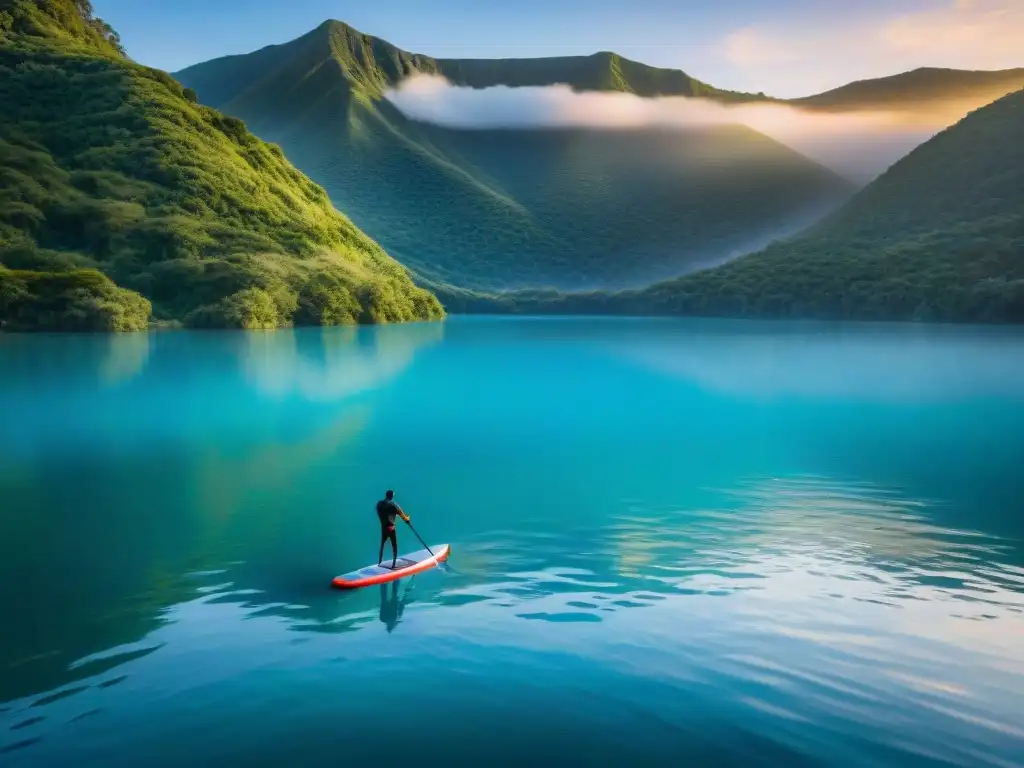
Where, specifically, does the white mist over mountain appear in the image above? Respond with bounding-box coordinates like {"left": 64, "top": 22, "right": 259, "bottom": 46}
{"left": 384, "top": 74, "right": 941, "bottom": 184}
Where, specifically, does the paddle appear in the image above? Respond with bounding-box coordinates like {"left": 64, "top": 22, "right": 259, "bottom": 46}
{"left": 404, "top": 518, "right": 460, "bottom": 574}
{"left": 404, "top": 519, "right": 435, "bottom": 557}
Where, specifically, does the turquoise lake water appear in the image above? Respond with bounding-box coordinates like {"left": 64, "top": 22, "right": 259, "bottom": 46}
{"left": 1, "top": 316, "right": 1023, "bottom": 766}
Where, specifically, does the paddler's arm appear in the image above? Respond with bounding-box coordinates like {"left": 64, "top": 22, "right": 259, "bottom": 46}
{"left": 396, "top": 504, "right": 411, "bottom": 523}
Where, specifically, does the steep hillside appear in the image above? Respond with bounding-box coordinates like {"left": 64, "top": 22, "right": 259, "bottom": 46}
{"left": 642, "top": 85, "right": 1024, "bottom": 323}
{"left": 453, "top": 88, "right": 1024, "bottom": 323}
{"left": 174, "top": 20, "right": 852, "bottom": 292}
{"left": 0, "top": 0, "right": 123, "bottom": 55}
{"left": 0, "top": 2, "right": 443, "bottom": 331}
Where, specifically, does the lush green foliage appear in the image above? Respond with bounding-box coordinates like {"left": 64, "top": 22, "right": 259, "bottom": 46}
{"left": 0, "top": 0, "right": 123, "bottom": 56}
{"left": 451, "top": 89, "right": 1024, "bottom": 324}
{"left": 0, "top": 2, "right": 444, "bottom": 331}
{"left": 632, "top": 225, "right": 1024, "bottom": 323}
{"left": 0, "top": 266, "right": 151, "bottom": 330}
{"left": 174, "top": 21, "right": 852, "bottom": 291}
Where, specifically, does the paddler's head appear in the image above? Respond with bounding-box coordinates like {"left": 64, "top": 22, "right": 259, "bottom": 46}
{"left": 385, "top": 489, "right": 394, "bottom": 501}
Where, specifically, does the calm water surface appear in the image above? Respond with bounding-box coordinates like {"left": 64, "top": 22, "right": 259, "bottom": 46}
{"left": 1, "top": 317, "right": 1023, "bottom": 767}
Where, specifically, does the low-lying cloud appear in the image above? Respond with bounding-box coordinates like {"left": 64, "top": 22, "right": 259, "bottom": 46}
{"left": 384, "top": 74, "right": 948, "bottom": 183}
{"left": 386, "top": 73, "right": 907, "bottom": 132}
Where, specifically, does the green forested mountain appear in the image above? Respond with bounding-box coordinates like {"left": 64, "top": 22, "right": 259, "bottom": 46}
{"left": 174, "top": 20, "right": 853, "bottom": 292}
{"left": 448, "top": 88, "right": 1024, "bottom": 323}
{"left": 0, "top": 1, "right": 443, "bottom": 331}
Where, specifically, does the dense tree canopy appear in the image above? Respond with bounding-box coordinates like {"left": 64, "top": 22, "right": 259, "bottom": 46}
{"left": 0, "top": 0, "right": 443, "bottom": 331}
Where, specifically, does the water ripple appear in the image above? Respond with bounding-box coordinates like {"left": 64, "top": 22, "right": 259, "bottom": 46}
{"left": 3, "top": 475, "right": 1022, "bottom": 766}
{"left": 402, "top": 475, "right": 1024, "bottom": 766}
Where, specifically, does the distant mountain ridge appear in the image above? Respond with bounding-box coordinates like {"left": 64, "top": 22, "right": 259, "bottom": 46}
{"left": 178, "top": 20, "right": 1024, "bottom": 109}
{"left": 177, "top": 20, "right": 766, "bottom": 103}
{"left": 174, "top": 20, "right": 853, "bottom": 292}
{"left": 791, "top": 66, "right": 1024, "bottom": 113}
{"left": 433, "top": 51, "right": 764, "bottom": 100}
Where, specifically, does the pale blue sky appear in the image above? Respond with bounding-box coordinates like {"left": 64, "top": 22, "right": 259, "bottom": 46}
{"left": 93, "top": 0, "right": 1023, "bottom": 98}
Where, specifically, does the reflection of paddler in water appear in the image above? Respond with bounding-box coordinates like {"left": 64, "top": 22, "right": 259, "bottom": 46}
{"left": 379, "top": 581, "right": 411, "bottom": 633}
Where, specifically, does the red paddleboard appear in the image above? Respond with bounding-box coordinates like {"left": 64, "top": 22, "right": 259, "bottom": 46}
{"left": 331, "top": 544, "right": 450, "bottom": 589}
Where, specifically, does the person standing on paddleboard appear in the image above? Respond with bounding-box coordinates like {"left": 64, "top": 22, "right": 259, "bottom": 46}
{"left": 377, "top": 490, "right": 410, "bottom": 568}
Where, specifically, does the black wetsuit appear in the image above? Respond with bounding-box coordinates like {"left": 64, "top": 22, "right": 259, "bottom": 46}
{"left": 376, "top": 498, "right": 400, "bottom": 564}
